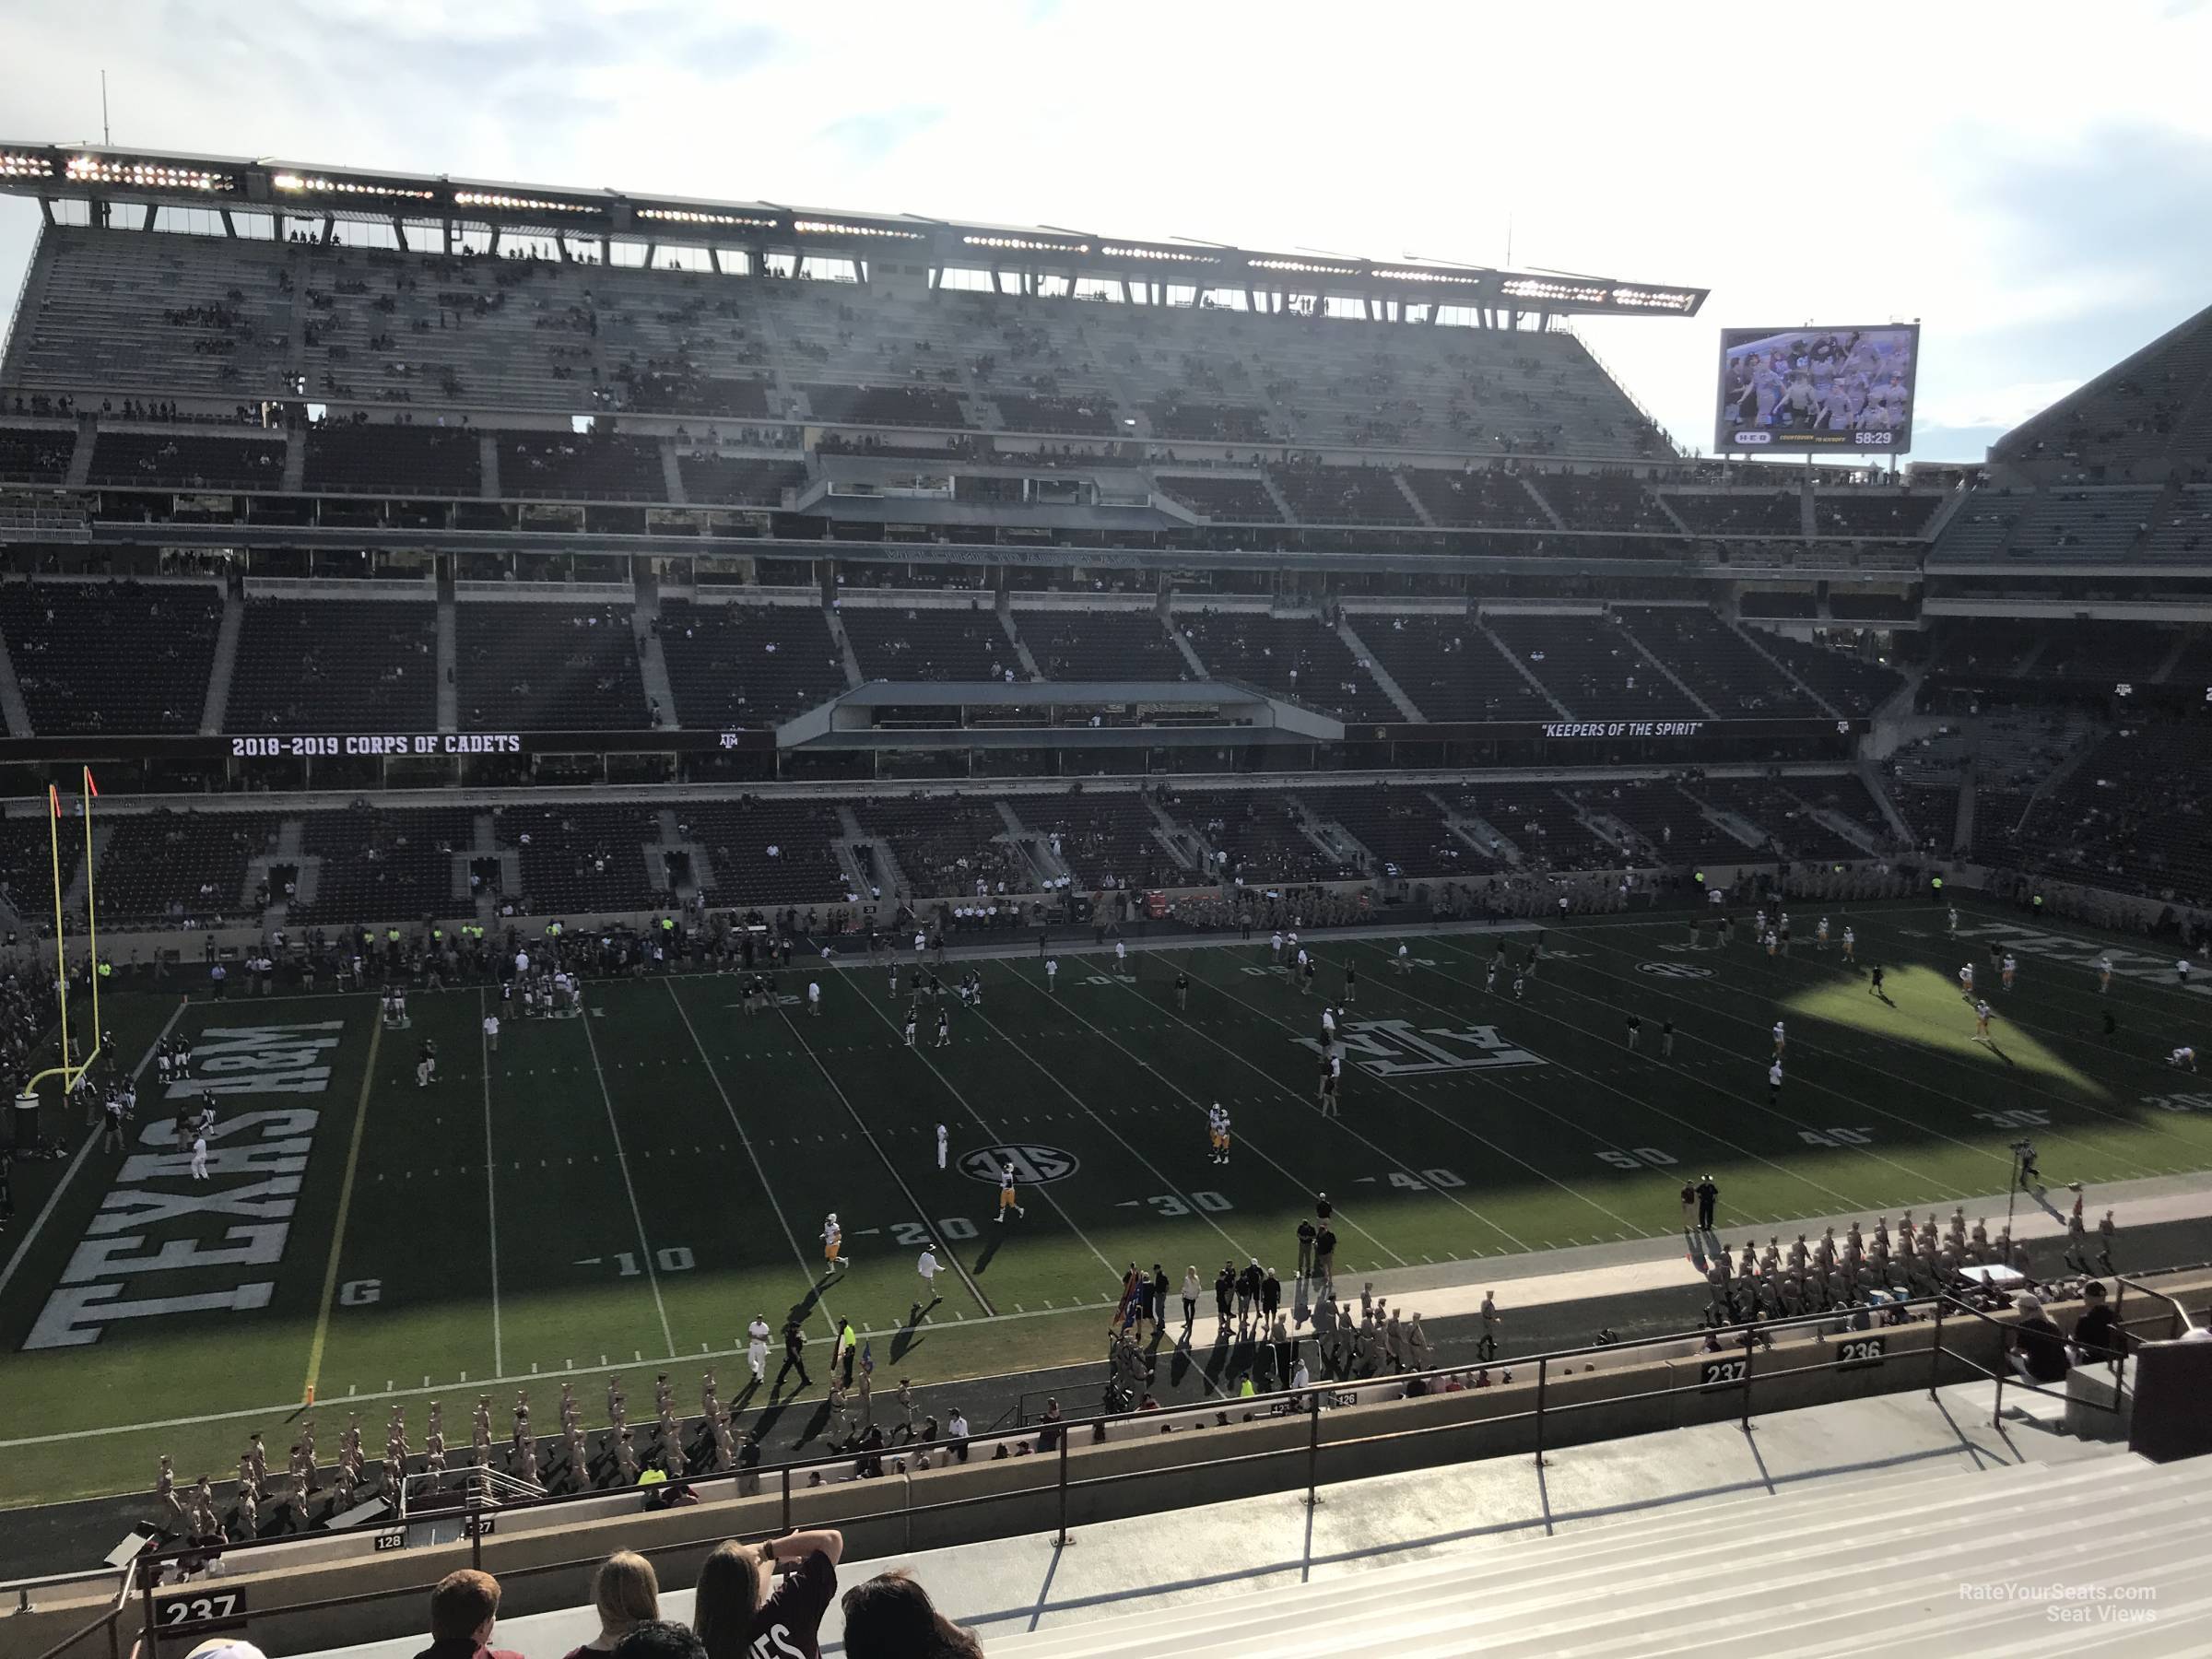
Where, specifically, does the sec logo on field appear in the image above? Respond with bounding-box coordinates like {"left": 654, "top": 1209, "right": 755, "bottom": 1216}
{"left": 1638, "top": 960, "right": 1716, "bottom": 980}
{"left": 959, "top": 1145, "right": 1079, "bottom": 1184}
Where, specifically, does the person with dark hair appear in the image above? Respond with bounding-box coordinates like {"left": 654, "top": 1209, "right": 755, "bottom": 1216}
{"left": 839, "top": 1571, "right": 983, "bottom": 1659}
{"left": 609, "top": 1623, "right": 708, "bottom": 1659}
{"left": 413, "top": 1569, "right": 523, "bottom": 1659}
{"left": 2071, "top": 1281, "right": 2123, "bottom": 1361}
{"left": 693, "top": 1529, "right": 843, "bottom": 1659}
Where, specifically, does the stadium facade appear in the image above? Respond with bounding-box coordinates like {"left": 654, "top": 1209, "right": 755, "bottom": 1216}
{"left": 0, "top": 141, "right": 2202, "bottom": 926}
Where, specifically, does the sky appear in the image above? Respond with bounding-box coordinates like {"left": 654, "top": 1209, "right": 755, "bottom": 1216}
{"left": 3, "top": 0, "right": 2210, "bottom": 463}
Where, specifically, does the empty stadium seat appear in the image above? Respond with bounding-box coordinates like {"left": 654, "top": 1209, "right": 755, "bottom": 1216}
{"left": 1615, "top": 606, "right": 1821, "bottom": 715}
{"left": 1017, "top": 608, "right": 1184, "bottom": 681}
{"left": 1176, "top": 611, "right": 1398, "bottom": 723}
{"left": 1351, "top": 614, "right": 1553, "bottom": 724}
{"left": 1265, "top": 463, "right": 1419, "bottom": 525}
{"left": 0, "top": 423, "right": 76, "bottom": 482}
{"left": 226, "top": 597, "right": 439, "bottom": 733}
{"left": 1527, "top": 472, "right": 1673, "bottom": 532}
{"left": 88, "top": 429, "right": 284, "bottom": 489}
{"left": 841, "top": 604, "right": 1015, "bottom": 683}
{"left": 1396, "top": 466, "right": 1549, "bottom": 529}
{"left": 673, "top": 453, "right": 805, "bottom": 506}
{"left": 1011, "top": 793, "right": 1180, "bottom": 889}
{"left": 291, "top": 805, "right": 474, "bottom": 923}
{"left": 1161, "top": 788, "right": 1356, "bottom": 886}
{"left": 499, "top": 803, "right": 665, "bottom": 914}
{"left": 856, "top": 795, "right": 1031, "bottom": 896}
{"left": 685, "top": 797, "right": 851, "bottom": 908}
{"left": 456, "top": 603, "right": 650, "bottom": 729}
{"left": 1156, "top": 474, "right": 1281, "bottom": 522}
{"left": 304, "top": 422, "right": 481, "bottom": 495}
{"left": 0, "top": 580, "right": 220, "bottom": 734}
{"left": 1306, "top": 784, "right": 1488, "bottom": 877}
{"left": 95, "top": 809, "right": 283, "bottom": 926}
{"left": 1486, "top": 612, "right": 1702, "bottom": 722}
{"left": 657, "top": 599, "right": 849, "bottom": 726}
{"left": 496, "top": 431, "right": 665, "bottom": 500}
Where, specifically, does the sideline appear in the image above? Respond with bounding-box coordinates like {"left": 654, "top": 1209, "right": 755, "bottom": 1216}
{"left": 302, "top": 1018, "right": 382, "bottom": 1400}
{"left": 0, "top": 1000, "right": 188, "bottom": 1302}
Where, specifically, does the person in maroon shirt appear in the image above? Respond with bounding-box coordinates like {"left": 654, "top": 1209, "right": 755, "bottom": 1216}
{"left": 411, "top": 1570, "right": 525, "bottom": 1659}
{"left": 693, "top": 1529, "right": 844, "bottom": 1659}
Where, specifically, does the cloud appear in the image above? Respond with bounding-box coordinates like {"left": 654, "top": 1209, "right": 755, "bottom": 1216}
{"left": 1914, "top": 380, "right": 2088, "bottom": 435}
{"left": 812, "top": 108, "right": 947, "bottom": 164}
{"left": 2, "top": 2, "right": 2209, "bottom": 469}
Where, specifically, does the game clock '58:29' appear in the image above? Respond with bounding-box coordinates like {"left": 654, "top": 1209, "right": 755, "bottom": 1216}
{"left": 229, "top": 733, "right": 525, "bottom": 758}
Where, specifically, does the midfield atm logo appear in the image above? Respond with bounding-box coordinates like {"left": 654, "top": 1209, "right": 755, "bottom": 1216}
{"left": 1298, "top": 1018, "right": 1544, "bottom": 1077}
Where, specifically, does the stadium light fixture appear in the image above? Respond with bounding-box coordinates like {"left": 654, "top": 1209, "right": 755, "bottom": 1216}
{"left": 963, "top": 233, "right": 1088, "bottom": 253}
{"left": 637, "top": 206, "right": 778, "bottom": 229}
{"left": 66, "top": 156, "right": 231, "bottom": 191}
{"left": 453, "top": 190, "right": 592, "bottom": 214}
{"left": 0, "top": 152, "right": 54, "bottom": 179}
{"left": 273, "top": 173, "right": 436, "bottom": 203}
{"left": 1249, "top": 257, "right": 1359, "bottom": 277}
{"left": 794, "top": 218, "right": 924, "bottom": 241}
{"left": 1100, "top": 243, "right": 1220, "bottom": 265}
{"left": 1606, "top": 287, "right": 1700, "bottom": 312}
{"left": 1371, "top": 266, "right": 1484, "bottom": 287}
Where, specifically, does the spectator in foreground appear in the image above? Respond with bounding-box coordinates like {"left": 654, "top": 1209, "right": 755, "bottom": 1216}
{"left": 563, "top": 1550, "right": 660, "bottom": 1657}
{"left": 694, "top": 1529, "right": 843, "bottom": 1659}
{"left": 841, "top": 1571, "right": 984, "bottom": 1658}
{"left": 2006, "top": 1294, "right": 2072, "bottom": 1384}
{"left": 610, "top": 1624, "right": 707, "bottom": 1659}
{"left": 413, "top": 1569, "right": 524, "bottom": 1659}
{"left": 2071, "top": 1280, "right": 2123, "bottom": 1360}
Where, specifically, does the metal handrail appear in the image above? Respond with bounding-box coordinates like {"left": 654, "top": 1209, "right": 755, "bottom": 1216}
{"left": 53, "top": 1275, "right": 2192, "bottom": 1655}
{"left": 108, "top": 1297, "right": 1947, "bottom": 1584}
{"left": 25, "top": 1558, "right": 132, "bottom": 1659}
{"left": 2113, "top": 1275, "right": 2200, "bottom": 1340}
{"left": 1929, "top": 1289, "right": 2125, "bottom": 1429}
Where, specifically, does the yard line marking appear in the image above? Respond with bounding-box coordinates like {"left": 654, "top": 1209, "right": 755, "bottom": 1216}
{"left": 1159, "top": 961, "right": 1555, "bottom": 1248}
{"left": 1527, "top": 924, "right": 2181, "bottom": 1158}
{"left": 478, "top": 990, "right": 503, "bottom": 1380}
{"left": 1433, "top": 937, "right": 2124, "bottom": 1185}
{"left": 1030, "top": 970, "right": 1410, "bottom": 1267}
{"left": 580, "top": 1010, "right": 677, "bottom": 1359}
{"left": 0, "top": 999, "right": 184, "bottom": 1304}
{"left": 305, "top": 1017, "right": 382, "bottom": 1404}
{"left": 1394, "top": 938, "right": 1893, "bottom": 1208}
{"left": 841, "top": 986, "right": 1124, "bottom": 1283}
{"left": 967, "top": 1001, "right": 1254, "bottom": 1263}
{"left": 663, "top": 980, "right": 848, "bottom": 1337}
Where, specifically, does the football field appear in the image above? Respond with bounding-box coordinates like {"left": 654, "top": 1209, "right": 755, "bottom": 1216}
{"left": 4, "top": 898, "right": 2209, "bottom": 1509}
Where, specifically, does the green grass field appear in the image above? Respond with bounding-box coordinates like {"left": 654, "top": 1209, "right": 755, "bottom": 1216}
{"left": 3, "top": 898, "right": 2208, "bottom": 1508}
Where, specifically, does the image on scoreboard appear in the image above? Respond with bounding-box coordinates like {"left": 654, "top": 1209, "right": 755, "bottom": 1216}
{"left": 1714, "top": 324, "right": 1920, "bottom": 453}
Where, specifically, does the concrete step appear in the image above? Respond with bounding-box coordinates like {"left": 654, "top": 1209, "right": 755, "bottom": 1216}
{"left": 1001, "top": 1456, "right": 2197, "bottom": 1658}
{"left": 198, "top": 586, "right": 244, "bottom": 735}
{"left": 436, "top": 596, "right": 459, "bottom": 732}
{"left": 1336, "top": 617, "right": 1424, "bottom": 722}
{"left": 0, "top": 623, "right": 34, "bottom": 736}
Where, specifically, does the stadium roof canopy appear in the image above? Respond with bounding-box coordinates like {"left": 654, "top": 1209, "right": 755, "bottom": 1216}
{"left": 0, "top": 141, "right": 1706, "bottom": 321}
